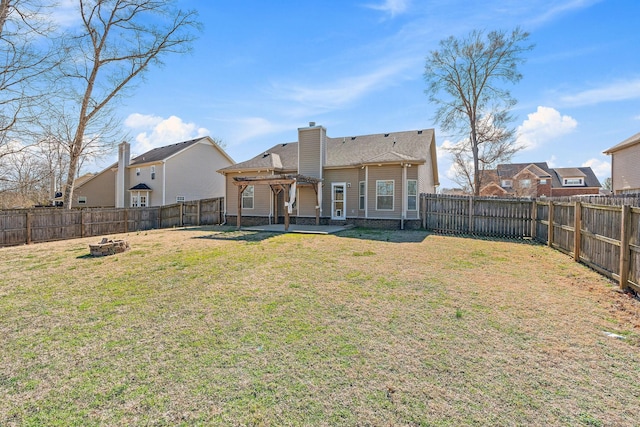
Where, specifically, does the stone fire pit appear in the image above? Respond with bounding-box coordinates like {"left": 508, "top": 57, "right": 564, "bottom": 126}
{"left": 89, "top": 237, "right": 130, "bottom": 256}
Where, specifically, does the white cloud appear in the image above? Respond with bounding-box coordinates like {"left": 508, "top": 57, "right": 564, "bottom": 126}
{"left": 225, "top": 117, "right": 291, "bottom": 144}
{"left": 561, "top": 79, "right": 640, "bottom": 107}
{"left": 582, "top": 158, "right": 610, "bottom": 180}
{"left": 124, "top": 113, "right": 163, "bottom": 129}
{"left": 364, "top": 0, "right": 410, "bottom": 17}
{"left": 50, "top": 0, "right": 81, "bottom": 28}
{"left": 516, "top": 106, "right": 577, "bottom": 150}
{"left": 526, "top": 0, "right": 602, "bottom": 27}
{"left": 124, "top": 114, "right": 209, "bottom": 154}
{"left": 546, "top": 155, "right": 557, "bottom": 168}
{"left": 273, "top": 60, "right": 414, "bottom": 112}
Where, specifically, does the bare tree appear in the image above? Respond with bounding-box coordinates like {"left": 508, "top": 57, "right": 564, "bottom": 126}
{"left": 0, "top": 0, "right": 59, "bottom": 159}
{"left": 425, "top": 28, "right": 533, "bottom": 195}
{"left": 60, "top": 0, "right": 201, "bottom": 208}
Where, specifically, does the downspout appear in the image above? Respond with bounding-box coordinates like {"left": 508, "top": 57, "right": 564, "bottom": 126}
{"left": 401, "top": 163, "right": 407, "bottom": 230}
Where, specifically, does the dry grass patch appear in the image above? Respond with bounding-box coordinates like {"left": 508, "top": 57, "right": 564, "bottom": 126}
{"left": 0, "top": 226, "right": 639, "bottom": 426}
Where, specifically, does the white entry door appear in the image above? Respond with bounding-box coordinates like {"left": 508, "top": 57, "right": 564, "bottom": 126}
{"left": 331, "top": 183, "right": 346, "bottom": 220}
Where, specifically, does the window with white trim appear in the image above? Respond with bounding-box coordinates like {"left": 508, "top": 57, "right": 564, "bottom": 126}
{"left": 563, "top": 178, "right": 584, "bottom": 186}
{"left": 136, "top": 168, "right": 140, "bottom": 176}
{"left": 242, "top": 185, "right": 254, "bottom": 209}
{"left": 131, "top": 195, "right": 138, "bottom": 207}
{"left": 539, "top": 179, "right": 547, "bottom": 184}
{"left": 151, "top": 165, "right": 156, "bottom": 180}
{"left": 176, "top": 196, "right": 185, "bottom": 203}
{"left": 407, "top": 179, "right": 417, "bottom": 211}
{"left": 501, "top": 179, "right": 512, "bottom": 188}
{"left": 520, "top": 179, "right": 531, "bottom": 188}
{"left": 376, "top": 180, "right": 394, "bottom": 211}
{"left": 359, "top": 181, "right": 365, "bottom": 210}
{"left": 139, "top": 195, "right": 147, "bottom": 207}
{"left": 78, "top": 196, "right": 87, "bottom": 205}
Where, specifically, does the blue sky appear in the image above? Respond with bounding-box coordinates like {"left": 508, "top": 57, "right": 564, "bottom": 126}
{"left": 87, "top": 0, "right": 639, "bottom": 189}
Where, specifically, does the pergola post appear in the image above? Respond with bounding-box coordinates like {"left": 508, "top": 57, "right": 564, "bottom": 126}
{"left": 236, "top": 184, "right": 248, "bottom": 230}
{"left": 313, "top": 183, "right": 320, "bottom": 225}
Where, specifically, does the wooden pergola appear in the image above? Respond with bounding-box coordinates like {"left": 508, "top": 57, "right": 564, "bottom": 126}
{"left": 232, "top": 174, "right": 322, "bottom": 230}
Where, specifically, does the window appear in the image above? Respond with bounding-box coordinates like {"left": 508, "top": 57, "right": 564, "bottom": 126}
{"left": 131, "top": 195, "right": 138, "bottom": 207}
{"left": 520, "top": 179, "right": 531, "bottom": 188}
{"left": 501, "top": 179, "right": 512, "bottom": 188}
{"left": 407, "top": 180, "right": 417, "bottom": 211}
{"left": 176, "top": 196, "right": 185, "bottom": 203}
{"left": 78, "top": 196, "right": 87, "bottom": 205}
{"left": 359, "top": 181, "right": 365, "bottom": 210}
{"left": 242, "top": 185, "right": 254, "bottom": 209}
{"left": 539, "top": 179, "right": 547, "bottom": 185}
{"left": 563, "top": 178, "right": 584, "bottom": 186}
{"left": 136, "top": 168, "right": 140, "bottom": 176}
{"left": 151, "top": 165, "right": 156, "bottom": 180}
{"left": 139, "top": 195, "right": 147, "bottom": 207}
{"left": 376, "top": 180, "right": 394, "bottom": 210}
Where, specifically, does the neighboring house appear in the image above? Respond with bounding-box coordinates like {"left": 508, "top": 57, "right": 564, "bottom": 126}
{"left": 479, "top": 162, "right": 601, "bottom": 198}
{"left": 603, "top": 131, "right": 640, "bottom": 194}
{"left": 217, "top": 123, "right": 439, "bottom": 228}
{"left": 72, "top": 136, "right": 234, "bottom": 208}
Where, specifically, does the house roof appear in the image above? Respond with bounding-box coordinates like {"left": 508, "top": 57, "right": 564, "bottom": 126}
{"left": 219, "top": 129, "right": 435, "bottom": 173}
{"left": 130, "top": 137, "right": 207, "bottom": 166}
{"left": 485, "top": 162, "right": 601, "bottom": 190}
{"left": 129, "top": 183, "right": 152, "bottom": 190}
{"left": 603, "top": 131, "right": 640, "bottom": 154}
{"left": 554, "top": 167, "right": 586, "bottom": 178}
{"left": 550, "top": 167, "right": 600, "bottom": 188}
{"left": 497, "top": 162, "right": 552, "bottom": 178}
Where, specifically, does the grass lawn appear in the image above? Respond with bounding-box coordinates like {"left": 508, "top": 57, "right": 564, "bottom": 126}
{"left": 1, "top": 226, "right": 639, "bottom": 426}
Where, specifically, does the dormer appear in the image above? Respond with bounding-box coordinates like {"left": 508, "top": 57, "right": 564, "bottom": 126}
{"left": 555, "top": 168, "right": 587, "bottom": 187}
{"left": 297, "top": 122, "right": 325, "bottom": 179}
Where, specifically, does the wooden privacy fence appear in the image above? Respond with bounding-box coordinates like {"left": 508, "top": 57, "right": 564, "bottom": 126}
{"left": 0, "top": 197, "right": 224, "bottom": 248}
{"left": 421, "top": 194, "right": 534, "bottom": 239}
{"left": 420, "top": 194, "right": 640, "bottom": 293}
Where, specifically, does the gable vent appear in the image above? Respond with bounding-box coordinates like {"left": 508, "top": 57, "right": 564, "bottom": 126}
{"left": 417, "top": 130, "right": 423, "bottom": 134}
{"left": 384, "top": 133, "right": 389, "bottom": 137}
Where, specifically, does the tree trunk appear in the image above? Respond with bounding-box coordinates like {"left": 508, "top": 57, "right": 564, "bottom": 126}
{"left": 62, "top": 125, "right": 86, "bottom": 208}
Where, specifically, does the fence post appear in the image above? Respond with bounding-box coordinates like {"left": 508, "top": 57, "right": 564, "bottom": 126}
{"left": 468, "top": 196, "right": 474, "bottom": 234}
{"left": 179, "top": 203, "right": 184, "bottom": 227}
{"left": 619, "top": 205, "right": 631, "bottom": 291}
{"left": 196, "top": 200, "right": 201, "bottom": 226}
{"left": 531, "top": 200, "right": 537, "bottom": 239}
{"left": 26, "top": 211, "right": 32, "bottom": 244}
{"left": 547, "top": 202, "right": 554, "bottom": 247}
{"left": 573, "top": 201, "right": 581, "bottom": 262}
{"left": 80, "top": 209, "right": 85, "bottom": 238}
{"left": 421, "top": 195, "right": 426, "bottom": 229}
{"left": 123, "top": 208, "right": 128, "bottom": 233}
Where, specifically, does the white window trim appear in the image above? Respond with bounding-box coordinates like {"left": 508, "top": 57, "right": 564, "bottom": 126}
{"left": 520, "top": 179, "right": 531, "bottom": 188}
{"left": 376, "top": 179, "right": 394, "bottom": 211}
{"left": 407, "top": 179, "right": 418, "bottom": 211}
{"left": 77, "top": 196, "right": 87, "bottom": 205}
{"left": 359, "top": 181, "right": 365, "bottom": 210}
{"left": 242, "top": 185, "right": 254, "bottom": 209}
{"left": 563, "top": 178, "right": 584, "bottom": 186}
{"left": 501, "top": 179, "right": 512, "bottom": 188}
{"left": 176, "top": 196, "right": 185, "bottom": 203}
